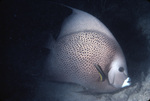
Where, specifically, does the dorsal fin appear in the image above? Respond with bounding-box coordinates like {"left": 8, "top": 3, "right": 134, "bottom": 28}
{"left": 58, "top": 6, "right": 115, "bottom": 40}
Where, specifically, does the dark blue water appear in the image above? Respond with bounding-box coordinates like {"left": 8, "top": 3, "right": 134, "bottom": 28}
{"left": 0, "top": 0, "right": 150, "bottom": 101}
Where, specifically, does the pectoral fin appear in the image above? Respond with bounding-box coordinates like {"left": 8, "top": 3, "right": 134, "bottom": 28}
{"left": 94, "top": 64, "right": 106, "bottom": 82}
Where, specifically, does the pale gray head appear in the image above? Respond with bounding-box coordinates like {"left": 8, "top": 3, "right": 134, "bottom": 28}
{"left": 108, "top": 54, "right": 131, "bottom": 88}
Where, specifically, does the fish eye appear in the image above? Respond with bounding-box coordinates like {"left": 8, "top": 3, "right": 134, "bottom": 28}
{"left": 119, "top": 67, "right": 124, "bottom": 72}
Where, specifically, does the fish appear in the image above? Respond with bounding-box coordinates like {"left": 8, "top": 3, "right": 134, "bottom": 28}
{"left": 45, "top": 5, "right": 131, "bottom": 93}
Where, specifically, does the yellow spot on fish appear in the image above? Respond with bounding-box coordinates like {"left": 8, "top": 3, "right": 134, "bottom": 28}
{"left": 99, "top": 72, "right": 103, "bottom": 81}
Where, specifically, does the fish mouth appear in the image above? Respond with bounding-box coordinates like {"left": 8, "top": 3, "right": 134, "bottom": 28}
{"left": 121, "top": 77, "right": 131, "bottom": 88}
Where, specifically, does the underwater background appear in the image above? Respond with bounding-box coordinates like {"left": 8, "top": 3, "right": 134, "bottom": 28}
{"left": 0, "top": 0, "right": 150, "bottom": 101}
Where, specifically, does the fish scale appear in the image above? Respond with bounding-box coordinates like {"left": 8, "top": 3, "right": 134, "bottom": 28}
{"left": 49, "top": 31, "right": 118, "bottom": 87}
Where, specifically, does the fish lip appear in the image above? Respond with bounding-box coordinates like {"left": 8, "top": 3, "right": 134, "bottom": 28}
{"left": 121, "top": 77, "right": 131, "bottom": 88}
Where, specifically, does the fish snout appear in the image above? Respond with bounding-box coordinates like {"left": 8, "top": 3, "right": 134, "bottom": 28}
{"left": 121, "top": 77, "right": 131, "bottom": 88}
